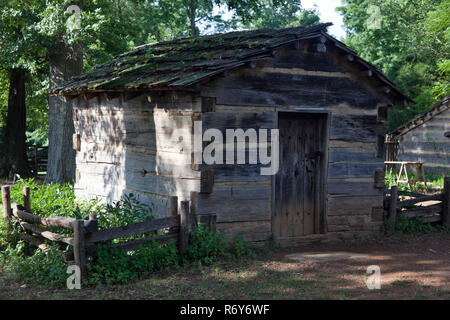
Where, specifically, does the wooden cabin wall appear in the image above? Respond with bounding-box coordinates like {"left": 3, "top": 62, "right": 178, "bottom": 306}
{"left": 196, "top": 44, "right": 390, "bottom": 242}
{"left": 397, "top": 107, "right": 450, "bottom": 175}
{"left": 73, "top": 92, "right": 202, "bottom": 218}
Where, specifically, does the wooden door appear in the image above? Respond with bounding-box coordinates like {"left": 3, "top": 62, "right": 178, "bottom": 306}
{"left": 274, "top": 113, "right": 325, "bottom": 237}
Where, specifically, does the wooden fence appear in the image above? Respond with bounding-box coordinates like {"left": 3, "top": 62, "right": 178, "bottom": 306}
{"left": 1, "top": 186, "right": 216, "bottom": 281}
{"left": 384, "top": 177, "right": 450, "bottom": 231}
{"left": 384, "top": 140, "right": 399, "bottom": 162}
{"left": 26, "top": 144, "right": 48, "bottom": 177}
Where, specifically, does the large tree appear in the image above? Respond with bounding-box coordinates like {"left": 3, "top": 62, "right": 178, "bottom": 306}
{"left": 238, "top": 0, "right": 320, "bottom": 30}
{"left": 1, "top": 0, "right": 324, "bottom": 181}
{"left": 337, "top": 0, "right": 449, "bottom": 131}
{"left": 0, "top": 1, "right": 45, "bottom": 178}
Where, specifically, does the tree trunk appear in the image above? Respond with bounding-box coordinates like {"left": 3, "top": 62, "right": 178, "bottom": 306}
{"left": 0, "top": 68, "right": 30, "bottom": 179}
{"left": 188, "top": 0, "right": 197, "bottom": 37}
{"left": 45, "top": 41, "right": 83, "bottom": 184}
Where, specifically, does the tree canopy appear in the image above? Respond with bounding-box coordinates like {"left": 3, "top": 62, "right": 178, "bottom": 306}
{"left": 0, "top": 0, "right": 321, "bottom": 180}
{"left": 337, "top": 0, "right": 449, "bottom": 131}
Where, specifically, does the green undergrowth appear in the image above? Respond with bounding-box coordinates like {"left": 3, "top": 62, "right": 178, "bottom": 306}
{"left": 382, "top": 212, "right": 449, "bottom": 236}
{"left": 0, "top": 179, "right": 261, "bottom": 288}
{"left": 385, "top": 172, "right": 446, "bottom": 194}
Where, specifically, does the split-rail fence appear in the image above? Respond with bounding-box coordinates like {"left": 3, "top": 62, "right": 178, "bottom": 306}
{"left": 384, "top": 177, "right": 450, "bottom": 231}
{"left": 1, "top": 186, "right": 216, "bottom": 281}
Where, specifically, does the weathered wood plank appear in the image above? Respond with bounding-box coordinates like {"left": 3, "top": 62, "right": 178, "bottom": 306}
{"left": 389, "top": 186, "right": 398, "bottom": 231}
{"left": 422, "top": 214, "right": 442, "bottom": 223}
{"left": 85, "top": 216, "right": 180, "bottom": 244}
{"left": 328, "top": 162, "right": 384, "bottom": 179}
{"left": 329, "top": 148, "right": 377, "bottom": 163}
{"left": 1, "top": 186, "right": 11, "bottom": 222}
{"left": 270, "top": 48, "right": 347, "bottom": 72}
{"left": 202, "top": 111, "right": 273, "bottom": 130}
{"left": 398, "top": 194, "right": 443, "bottom": 207}
{"left": 198, "top": 183, "right": 270, "bottom": 201}
{"left": 402, "top": 204, "right": 442, "bottom": 218}
{"left": 76, "top": 164, "right": 200, "bottom": 198}
{"left": 74, "top": 186, "right": 170, "bottom": 218}
{"left": 23, "top": 187, "right": 31, "bottom": 212}
{"left": 20, "top": 233, "right": 50, "bottom": 253}
{"left": 73, "top": 220, "right": 87, "bottom": 281}
{"left": 11, "top": 204, "right": 76, "bottom": 229}
{"left": 399, "top": 141, "right": 450, "bottom": 153}
{"left": 202, "top": 69, "right": 382, "bottom": 109}
{"left": 76, "top": 151, "right": 199, "bottom": 179}
{"left": 196, "top": 197, "right": 271, "bottom": 223}
{"left": 110, "top": 233, "right": 179, "bottom": 252}
{"left": 19, "top": 222, "right": 74, "bottom": 245}
{"left": 327, "top": 195, "right": 384, "bottom": 216}
{"left": 179, "top": 200, "right": 192, "bottom": 257}
{"left": 330, "top": 115, "right": 384, "bottom": 143}
{"left": 217, "top": 221, "right": 272, "bottom": 242}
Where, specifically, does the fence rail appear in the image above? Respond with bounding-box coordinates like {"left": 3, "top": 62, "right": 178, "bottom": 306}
{"left": 384, "top": 177, "right": 450, "bottom": 231}
{"left": 26, "top": 144, "right": 48, "bottom": 176}
{"left": 1, "top": 186, "right": 216, "bottom": 281}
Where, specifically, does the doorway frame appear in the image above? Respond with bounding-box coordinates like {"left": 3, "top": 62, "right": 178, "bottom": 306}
{"left": 271, "top": 109, "right": 331, "bottom": 237}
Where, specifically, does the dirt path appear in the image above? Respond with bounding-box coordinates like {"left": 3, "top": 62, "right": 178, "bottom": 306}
{"left": 1, "top": 233, "right": 449, "bottom": 300}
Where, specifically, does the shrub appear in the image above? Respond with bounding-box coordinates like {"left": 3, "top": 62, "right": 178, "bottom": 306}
{"left": 96, "top": 193, "right": 152, "bottom": 230}
{"left": 184, "top": 225, "right": 229, "bottom": 265}
{"left": 0, "top": 241, "right": 68, "bottom": 288}
{"left": 9, "top": 178, "right": 76, "bottom": 219}
{"left": 1, "top": 180, "right": 262, "bottom": 288}
{"left": 184, "top": 226, "right": 257, "bottom": 265}
{"left": 87, "top": 245, "right": 137, "bottom": 285}
{"left": 87, "top": 240, "right": 179, "bottom": 285}
{"left": 382, "top": 213, "right": 434, "bottom": 235}
{"left": 230, "top": 235, "right": 256, "bottom": 259}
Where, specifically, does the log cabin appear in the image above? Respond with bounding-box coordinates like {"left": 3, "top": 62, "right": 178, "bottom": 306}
{"left": 51, "top": 23, "right": 410, "bottom": 246}
{"left": 389, "top": 96, "right": 450, "bottom": 176}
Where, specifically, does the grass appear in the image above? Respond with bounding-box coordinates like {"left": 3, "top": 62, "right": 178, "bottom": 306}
{"left": 0, "top": 258, "right": 321, "bottom": 300}
{"left": 1, "top": 232, "right": 450, "bottom": 300}
{"left": 391, "top": 280, "right": 414, "bottom": 287}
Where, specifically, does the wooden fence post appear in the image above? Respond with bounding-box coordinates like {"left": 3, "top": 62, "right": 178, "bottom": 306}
{"left": 23, "top": 186, "right": 30, "bottom": 212}
{"left": 443, "top": 177, "right": 450, "bottom": 228}
{"left": 1, "top": 186, "right": 11, "bottom": 223}
{"left": 389, "top": 185, "right": 398, "bottom": 232}
{"left": 169, "top": 196, "right": 178, "bottom": 235}
{"left": 179, "top": 200, "right": 191, "bottom": 257}
{"left": 73, "top": 220, "right": 87, "bottom": 281}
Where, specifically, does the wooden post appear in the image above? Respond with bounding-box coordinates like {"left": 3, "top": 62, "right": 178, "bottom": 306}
{"left": 179, "top": 200, "right": 190, "bottom": 257}
{"left": 23, "top": 186, "right": 31, "bottom": 212}
{"left": 1, "top": 186, "right": 11, "bottom": 222}
{"left": 443, "top": 177, "right": 450, "bottom": 228}
{"left": 73, "top": 220, "right": 87, "bottom": 281}
{"left": 169, "top": 196, "right": 178, "bottom": 217}
{"left": 84, "top": 213, "right": 99, "bottom": 233}
{"left": 169, "top": 196, "right": 178, "bottom": 234}
{"left": 389, "top": 186, "right": 398, "bottom": 232}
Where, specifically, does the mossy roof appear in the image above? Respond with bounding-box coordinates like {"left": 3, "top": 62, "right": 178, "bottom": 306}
{"left": 51, "top": 22, "right": 409, "bottom": 102}
{"left": 51, "top": 23, "right": 333, "bottom": 94}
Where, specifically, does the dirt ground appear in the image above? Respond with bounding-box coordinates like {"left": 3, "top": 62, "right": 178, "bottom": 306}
{"left": 0, "top": 232, "right": 449, "bottom": 300}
